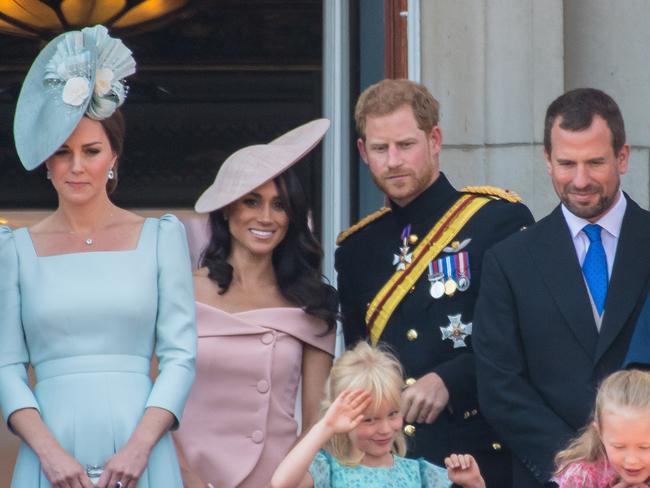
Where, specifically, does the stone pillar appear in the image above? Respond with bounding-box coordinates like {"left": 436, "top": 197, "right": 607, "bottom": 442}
{"left": 565, "top": 0, "right": 650, "bottom": 208}
{"left": 421, "top": 0, "right": 564, "bottom": 218}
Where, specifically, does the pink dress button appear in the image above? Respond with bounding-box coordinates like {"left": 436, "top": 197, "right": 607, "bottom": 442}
{"left": 251, "top": 430, "right": 264, "bottom": 443}
{"left": 261, "top": 333, "right": 274, "bottom": 345}
{"left": 257, "top": 380, "right": 269, "bottom": 393}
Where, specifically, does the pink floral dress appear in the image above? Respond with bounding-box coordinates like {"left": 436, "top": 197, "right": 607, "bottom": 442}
{"left": 553, "top": 459, "right": 619, "bottom": 488}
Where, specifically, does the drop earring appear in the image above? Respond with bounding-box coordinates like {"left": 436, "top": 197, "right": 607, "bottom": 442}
{"left": 108, "top": 169, "right": 115, "bottom": 180}
{"left": 46, "top": 170, "right": 51, "bottom": 180}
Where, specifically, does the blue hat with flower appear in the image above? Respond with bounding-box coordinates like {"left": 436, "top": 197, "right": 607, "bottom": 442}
{"left": 13, "top": 25, "right": 136, "bottom": 170}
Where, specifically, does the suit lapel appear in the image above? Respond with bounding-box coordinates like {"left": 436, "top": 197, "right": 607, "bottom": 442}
{"left": 528, "top": 207, "right": 598, "bottom": 358}
{"left": 596, "top": 198, "right": 650, "bottom": 362}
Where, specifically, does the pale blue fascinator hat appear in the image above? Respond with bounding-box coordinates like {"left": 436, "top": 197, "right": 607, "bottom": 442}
{"left": 13, "top": 25, "right": 136, "bottom": 170}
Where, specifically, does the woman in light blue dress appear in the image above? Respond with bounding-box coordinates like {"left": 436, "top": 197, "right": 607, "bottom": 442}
{"left": 0, "top": 25, "right": 196, "bottom": 488}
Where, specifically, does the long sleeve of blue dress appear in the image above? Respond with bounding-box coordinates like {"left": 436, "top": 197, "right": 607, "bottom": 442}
{"left": 145, "top": 214, "right": 197, "bottom": 427}
{"left": 0, "top": 226, "right": 40, "bottom": 428}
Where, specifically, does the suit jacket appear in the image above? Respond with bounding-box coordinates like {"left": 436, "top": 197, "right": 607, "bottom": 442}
{"left": 474, "top": 196, "right": 650, "bottom": 487}
{"left": 625, "top": 294, "right": 650, "bottom": 369}
{"left": 335, "top": 174, "right": 534, "bottom": 485}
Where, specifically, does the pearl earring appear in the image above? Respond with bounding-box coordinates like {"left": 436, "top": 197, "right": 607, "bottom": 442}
{"left": 46, "top": 170, "right": 51, "bottom": 180}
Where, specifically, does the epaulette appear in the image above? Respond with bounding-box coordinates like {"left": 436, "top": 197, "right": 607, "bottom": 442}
{"left": 460, "top": 185, "right": 522, "bottom": 203}
{"left": 336, "top": 207, "right": 391, "bottom": 245}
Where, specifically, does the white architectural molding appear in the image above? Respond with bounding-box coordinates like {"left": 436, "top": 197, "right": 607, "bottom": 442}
{"left": 407, "top": 0, "right": 421, "bottom": 82}
{"left": 322, "top": 0, "right": 350, "bottom": 286}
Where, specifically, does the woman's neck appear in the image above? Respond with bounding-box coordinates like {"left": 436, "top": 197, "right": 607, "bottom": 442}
{"left": 228, "top": 247, "right": 277, "bottom": 290}
{"left": 55, "top": 196, "right": 116, "bottom": 234}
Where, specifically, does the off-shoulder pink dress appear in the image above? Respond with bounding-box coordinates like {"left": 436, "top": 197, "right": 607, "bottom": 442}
{"left": 174, "top": 303, "right": 335, "bottom": 488}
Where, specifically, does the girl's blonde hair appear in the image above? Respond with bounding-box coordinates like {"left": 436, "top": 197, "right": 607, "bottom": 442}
{"left": 555, "top": 369, "right": 650, "bottom": 475}
{"left": 322, "top": 341, "right": 407, "bottom": 465}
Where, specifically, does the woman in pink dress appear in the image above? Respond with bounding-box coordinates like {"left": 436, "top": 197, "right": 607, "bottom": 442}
{"left": 173, "top": 119, "right": 337, "bottom": 488}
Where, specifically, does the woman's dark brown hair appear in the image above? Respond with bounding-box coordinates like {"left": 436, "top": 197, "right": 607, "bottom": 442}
{"left": 98, "top": 110, "right": 125, "bottom": 195}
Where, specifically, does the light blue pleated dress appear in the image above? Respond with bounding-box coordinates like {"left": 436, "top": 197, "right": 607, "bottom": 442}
{"left": 0, "top": 214, "right": 196, "bottom": 487}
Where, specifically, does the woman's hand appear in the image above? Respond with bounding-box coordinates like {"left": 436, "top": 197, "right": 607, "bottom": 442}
{"left": 40, "top": 447, "right": 94, "bottom": 488}
{"left": 95, "top": 440, "right": 150, "bottom": 488}
{"left": 322, "top": 388, "right": 372, "bottom": 435}
{"left": 444, "top": 453, "right": 485, "bottom": 488}
{"left": 8, "top": 408, "right": 94, "bottom": 488}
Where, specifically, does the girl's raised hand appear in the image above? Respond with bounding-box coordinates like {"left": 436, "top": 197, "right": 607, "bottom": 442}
{"left": 323, "top": 389, "right": 372, "bottom": 434}
{"left": 444, "top": 453, "right": 485, "bottom": 488}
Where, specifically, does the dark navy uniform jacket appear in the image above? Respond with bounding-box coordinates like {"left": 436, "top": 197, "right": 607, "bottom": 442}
{"left": 335, "top": 173, "right": 534, "bottom": 484}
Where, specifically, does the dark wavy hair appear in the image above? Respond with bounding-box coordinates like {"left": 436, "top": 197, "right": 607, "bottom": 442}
{"left": 200, "top": 168, "right": 338, "bottom": 331}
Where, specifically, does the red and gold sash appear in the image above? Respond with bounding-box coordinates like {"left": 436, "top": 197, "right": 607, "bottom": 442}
{"left": 365, "top": 194, "right": 490, "bottom": 345}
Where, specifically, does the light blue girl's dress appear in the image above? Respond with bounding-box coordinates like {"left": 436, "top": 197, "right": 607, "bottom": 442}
{"left": 0, "top": 215, "right": 196, "bottom": 487}
{"left": 309, "top": 449, "right": 452, "bottom": 487}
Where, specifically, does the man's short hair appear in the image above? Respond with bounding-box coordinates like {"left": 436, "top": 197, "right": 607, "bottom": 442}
{"left": 355, "top": 79, "right": 439, "bottom": 139}
{"left": 544, "top": 88, "right": 626, "bottom": 155}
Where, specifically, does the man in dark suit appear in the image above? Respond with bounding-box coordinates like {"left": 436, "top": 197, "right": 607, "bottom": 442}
{"left": 474, "top": 88, "right": 650, "bottom": 487}
{"left": 335, "top": 79, "right": 534, "bottom": 487}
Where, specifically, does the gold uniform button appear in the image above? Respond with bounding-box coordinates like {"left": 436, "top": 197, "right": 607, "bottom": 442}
{"left": 406, "top": 329, "right": 418, "bottom": 341}
{"left": 492, "top": 442, "right": 502, "bottom": 451}
{"left": 403, "top": 424, "right": 416, "bottom": 437}
{"left": 405, "top": 377, "right": 416, "bottom": 387}
{"left": 463, "top": 411, "right": 470, "bottom": 420}
{"left": 408, "top": 234, "right": 419, "bottom": 244}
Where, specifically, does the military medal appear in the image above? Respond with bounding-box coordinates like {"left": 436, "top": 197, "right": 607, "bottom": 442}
{"left": 440, "top": 314, "right": 472, "bottom": 348}
{"left": 455, "top": 251, "right": 471, "bottom": 292}
{"left": 443, "top": 256, "right": 457, "bottom": 296}
{"left": 427, "top": 261, "right": 445, "bottom": 299}
{"left": 392, "top": 224, "right": 414, "bottom": 271}
{"left": 444, "top": 279, "right": 457, "bottom": 296}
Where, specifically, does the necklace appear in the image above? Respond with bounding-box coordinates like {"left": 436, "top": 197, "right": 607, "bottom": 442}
{"left": 68, "top": 231, "right": 94, "bottom": 245}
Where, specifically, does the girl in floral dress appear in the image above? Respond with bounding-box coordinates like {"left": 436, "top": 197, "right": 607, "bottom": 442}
{"left": 554, "top": 370, "right": 650, "bottom": 488}
{"left": 271, "top": 341, "right": 485, "bottom": 488}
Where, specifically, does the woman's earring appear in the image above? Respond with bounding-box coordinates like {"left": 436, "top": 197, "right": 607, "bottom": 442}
{"left": 46, "top": 170, "right": 51, "bottom": 180}
{"left": 108, "top": 169, "right": 115, "bottom": 180}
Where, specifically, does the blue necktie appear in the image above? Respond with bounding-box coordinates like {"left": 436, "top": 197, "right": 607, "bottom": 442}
{"left": 582, "top": 224, "right": 608, "bottom": 315}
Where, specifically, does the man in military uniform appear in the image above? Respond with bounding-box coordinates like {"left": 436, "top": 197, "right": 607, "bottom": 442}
{"left": 335, "top": 79, "right": 534, "bottom": 487}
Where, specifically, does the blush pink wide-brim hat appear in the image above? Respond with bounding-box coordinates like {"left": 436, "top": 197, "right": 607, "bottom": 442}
{"left": 194, "top": 118, "right": 330, "bottom": 213}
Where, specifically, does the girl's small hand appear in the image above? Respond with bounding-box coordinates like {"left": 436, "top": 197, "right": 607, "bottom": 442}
{"left": 323, "top": 388, "right": 372, "bottom": 434}
{"left": 444, "top": 453, "right": 485, "bottom": 488}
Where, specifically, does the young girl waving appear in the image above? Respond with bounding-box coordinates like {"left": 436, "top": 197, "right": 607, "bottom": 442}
{"left": 271, "top": 341, "right": 485, "bottom": 488}
{"left": 554, "top": 369, "right": 650, "bottom": 487}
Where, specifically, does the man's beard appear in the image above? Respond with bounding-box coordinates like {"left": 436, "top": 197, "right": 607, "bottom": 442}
{"left": 560, "top": 182, "right": 619, "bottom": 220}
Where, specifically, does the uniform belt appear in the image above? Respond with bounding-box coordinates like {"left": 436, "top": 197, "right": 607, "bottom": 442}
{"left": 35, "top": 354, "right": 150, "bottom": 382}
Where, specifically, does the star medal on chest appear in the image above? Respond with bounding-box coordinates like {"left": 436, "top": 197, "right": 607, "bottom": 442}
{"left": 392, "top": 224, "right": 415, "bottom": 271}
{"left": 440, "top": 314, "right": 472, "bottom": 348}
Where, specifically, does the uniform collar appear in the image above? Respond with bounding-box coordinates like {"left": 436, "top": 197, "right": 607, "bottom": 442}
{"left": 390, "top": 172, "right": 458, "bottom": 226}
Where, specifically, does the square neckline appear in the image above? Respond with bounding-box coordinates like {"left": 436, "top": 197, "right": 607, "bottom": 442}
{"left": 23, "top": 218, "right": 152, "bottom": 258}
